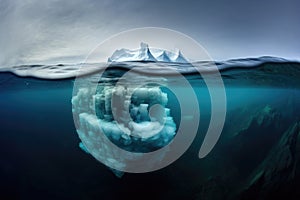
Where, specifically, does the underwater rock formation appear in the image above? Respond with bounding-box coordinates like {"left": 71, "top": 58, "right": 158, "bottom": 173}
{"left": 240, "top": 122, "right": 300, "bottom": 199}
{"left": 223, "top": 105, "right": 283, "bottom": 175}
{"left": 195, "top": 177, "right": 229, "bottom": 200}
{"left": 194, "top": 105, "right": 299, "bottom": 199}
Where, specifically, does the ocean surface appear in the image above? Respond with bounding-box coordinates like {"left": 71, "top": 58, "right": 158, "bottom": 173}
{"left": 1, "top": 57, "right": 300, "bottom": 199}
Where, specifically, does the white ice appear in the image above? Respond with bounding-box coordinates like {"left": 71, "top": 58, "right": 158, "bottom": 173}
{"left": 72, "top": 84, "right": 177, "bottom": 177}
{"left": 108, "top": 42, "right": 189, "bottom": 63}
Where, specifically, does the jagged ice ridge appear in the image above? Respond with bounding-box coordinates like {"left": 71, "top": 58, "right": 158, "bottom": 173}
{"left": 108, "top": 42, "right": 189, "bottom": 63}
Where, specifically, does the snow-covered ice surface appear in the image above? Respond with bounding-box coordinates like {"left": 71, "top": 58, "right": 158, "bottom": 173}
{"left": 108, "top": 42, "right": 189, "bottom": 63}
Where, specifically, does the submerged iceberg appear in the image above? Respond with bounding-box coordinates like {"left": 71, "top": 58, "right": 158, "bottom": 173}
{"left": 72, "top": 82, "right": 177, "bottom": 176}
{"left": 108, "top": 42, "right": 189, "bottom": 63}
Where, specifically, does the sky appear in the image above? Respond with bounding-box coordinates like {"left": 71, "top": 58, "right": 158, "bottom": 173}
{"left": 0, "top": 0, "right": 299, "bottom": 66}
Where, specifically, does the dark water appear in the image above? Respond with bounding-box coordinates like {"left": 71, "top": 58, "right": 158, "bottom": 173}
{"left": 1, "top": 60, "right": 300, "bottom": 199}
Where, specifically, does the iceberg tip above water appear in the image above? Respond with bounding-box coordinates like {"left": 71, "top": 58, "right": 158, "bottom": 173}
{"left": 107, "top": 42, "right": 189, "bottom": 63}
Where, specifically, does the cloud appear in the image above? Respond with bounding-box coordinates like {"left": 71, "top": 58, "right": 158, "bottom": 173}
{"left": 0, "top": 0, "right": 299, "bottom": 67}
{"left": 0, "top": 0, "right": 147, "bottom": 66}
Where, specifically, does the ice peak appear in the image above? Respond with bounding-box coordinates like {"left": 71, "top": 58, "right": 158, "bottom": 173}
{"left": 137, "top": 42, "right": 156, "bottom": 62}
{"left": 157, "top": 50, "right": 171, "bottom": 62}
{"left": 173, "top": 50, "right": 188, "bottom": 63}
{"left": 108, "top": 42, "right": 189, "bottom": 63}
{"left": 140, "top": 42, "right": 149, "bottom": 49}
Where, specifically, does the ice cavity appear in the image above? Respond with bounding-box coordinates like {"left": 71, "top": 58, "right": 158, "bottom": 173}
{"left": 72, "top": 83, "right": 177, "bottom": 177}
{"left": 108, "top": 42, "right": 189, "bottom": 63}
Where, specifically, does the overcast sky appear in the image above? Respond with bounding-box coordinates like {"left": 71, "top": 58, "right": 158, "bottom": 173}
{"left": 0, "top": 0, "right": 299, "bottom": 66}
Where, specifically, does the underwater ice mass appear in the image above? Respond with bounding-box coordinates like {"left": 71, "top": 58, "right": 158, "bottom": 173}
{"left": 72, "top": 82, "right": 177, "bottom": 175}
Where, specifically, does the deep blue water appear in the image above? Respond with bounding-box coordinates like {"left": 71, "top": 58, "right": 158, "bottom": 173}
{"left": 1, "top": 59, "right": 300, "bottom": 199}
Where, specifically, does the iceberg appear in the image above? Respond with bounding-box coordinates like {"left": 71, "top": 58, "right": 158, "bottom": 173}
{"left": 108, "top": 42, "right": 189, "bottom": 63}
{"left": 72, "top": 82, "right": 177, "bottom": 177}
